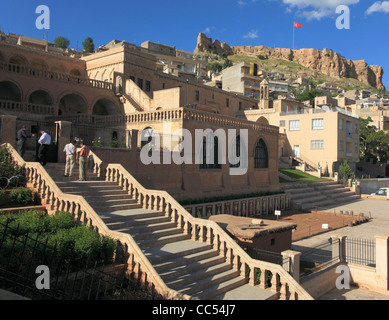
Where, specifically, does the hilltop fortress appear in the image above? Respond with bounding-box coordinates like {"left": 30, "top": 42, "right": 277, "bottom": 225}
{"left": 194, "top": 32, "right": 385, "bottom": 91}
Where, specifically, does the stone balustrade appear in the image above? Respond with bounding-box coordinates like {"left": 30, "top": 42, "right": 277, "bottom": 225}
{"left": 0, "top": 62, "right": 114, "bottom": 91}
{"left": 4, "top": 143, "right": 189, "bottom": 300}
{"left": 0, "top": 99, "right": 55, "bottom": 115}
{"left": 104, "top": 163, "right": 313, "bottom": 300}
{"left": 5, "top": 142, "right": 313, "bottom": 300}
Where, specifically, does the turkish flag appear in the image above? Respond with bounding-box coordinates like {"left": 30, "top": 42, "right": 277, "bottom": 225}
{"left": 294, "top": 22, "right": 302, "bottom": 28}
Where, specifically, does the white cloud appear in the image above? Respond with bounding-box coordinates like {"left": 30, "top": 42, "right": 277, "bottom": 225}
{"left": 243, "top": 30, "right": 259, "bottom": 39}
{"left": 281, "top": 0, "right": 359, "bottom": 20}
{"left": 366, "top": 1, "right": 389, "bottom": 15}
{"left": 237, "top": 0, "right": 247, "bottom": 5}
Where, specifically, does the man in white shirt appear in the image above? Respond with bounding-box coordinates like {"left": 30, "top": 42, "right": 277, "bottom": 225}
{"left": 63, "top": 140, "right": 76, "bottom": 177}
{"left": 38, "top": 130, "right": 51, "bottom": 166}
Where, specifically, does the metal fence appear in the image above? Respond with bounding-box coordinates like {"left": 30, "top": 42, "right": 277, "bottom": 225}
{"left": 246, "top": 247, "right": 286, "bottom": 266}
{"left": 345, "top": 237, "right": 376, "bottom": 267}
{"left": 299, "top": 238, "right": 339, "bottom": 277}
{"left": 0, "top": 220, "right": 165, "bottom": 300}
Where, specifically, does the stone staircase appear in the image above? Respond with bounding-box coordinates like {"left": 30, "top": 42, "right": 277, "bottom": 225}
{"left": 43, "top": 163, "right": 279, "bottom": 300}
{"left": 282, "top": 180, "right": 359, "bottom": 211}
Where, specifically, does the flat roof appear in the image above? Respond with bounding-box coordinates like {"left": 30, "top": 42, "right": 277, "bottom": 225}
{"left": 209, "top": 214, "right": 297, "bottom": 240}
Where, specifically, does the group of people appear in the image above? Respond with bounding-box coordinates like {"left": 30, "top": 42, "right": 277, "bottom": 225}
{"left": 63, "top": 139, "right": 90, "bottom": 181}
{"left": 16, "top": 126, "right": 90, "bottom": 181}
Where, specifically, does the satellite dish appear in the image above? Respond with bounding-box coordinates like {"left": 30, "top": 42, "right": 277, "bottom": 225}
{"left": 322, "top": 105, "right": 329, "bottom": 111}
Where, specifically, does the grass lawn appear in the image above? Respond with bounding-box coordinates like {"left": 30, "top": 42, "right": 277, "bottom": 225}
{"left": 280, "top": 168, "right": 330, "bottom": 182}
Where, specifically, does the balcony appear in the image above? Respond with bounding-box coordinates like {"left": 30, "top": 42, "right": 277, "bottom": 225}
{"left": 0, "top": 62, "right": 114, "bottom": 91}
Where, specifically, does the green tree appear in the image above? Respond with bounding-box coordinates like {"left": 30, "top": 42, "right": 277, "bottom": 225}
{"left": 54, "top": 36, "right": 70, "bottom": 49}
{"left": 359, "top": 117, "right": 389, "bottom": 164}
{"left": 82, "top": 37, "right": 95, "bottom": 53}
{"left": 208, "top": 62, "right": 223, "bottom": 73}
{"left": 338, "top": 160, "right": 353, "bottom": 185}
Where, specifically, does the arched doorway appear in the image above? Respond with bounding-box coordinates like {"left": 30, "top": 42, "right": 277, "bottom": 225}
{"left": 0, "top": 81, "right": 22, "bottom": 101}
{"left": 28, "top": 90, "right": 53, "bottom": 105}
{"left": 59, "top": 93, "right": 88, "bottom": 115}
{"left": 92, "top": 98, "right": 118, "bottom": 115}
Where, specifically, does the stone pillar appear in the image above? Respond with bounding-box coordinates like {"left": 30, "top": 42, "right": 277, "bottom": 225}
{"left": 375, "top": 235, "right": 389, "bottom": 291}
{"left": 128, "top": 129, "right": 139, "bottom": 151}
{"left": 282, "top": 250, "right": 301, "bottom": 283}
{"left": 331, "top": 235, "right": 346, "bottom": 263}
{"left": 55, "top": 121, "right": 72, "bottom": 163}
{"left": 0, "top": 115, "right": 17, "bottom": 147}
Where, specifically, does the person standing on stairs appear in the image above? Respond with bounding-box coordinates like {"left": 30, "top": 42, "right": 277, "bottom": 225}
{"left": 38, "top": 130, "right": 51, "bottom": 166}
{"left": 78, "top": 141, "right": 90, "bottom": 181}
{"left": 63, "top": 140, "right": 76, "bottom": 177}
{"left": 16, "top": 125, "right": 34, "bottom": 159}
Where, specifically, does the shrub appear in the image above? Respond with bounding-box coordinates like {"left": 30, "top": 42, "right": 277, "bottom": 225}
{"left": 45, "top": 211, "right": 77, "bottom": 233}
{"left": 0, "top": 145, "right": 26, "bottom": 189}
{"left": 9, "top": 187, "right": 34, "bottom": 205}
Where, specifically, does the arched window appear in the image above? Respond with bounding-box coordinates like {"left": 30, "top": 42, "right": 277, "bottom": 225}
{"left": 200, "top": 135, "right": 221, "bottom": 169}
{"left": 230, "top": 135, "right": 241, "bottom": 168}
{"left": 254, "top": 139, "right": 268, "bottom": 169}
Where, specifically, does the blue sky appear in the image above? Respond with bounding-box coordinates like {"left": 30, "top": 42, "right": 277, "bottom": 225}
{"left": 1, "top": 0, "right": 389, "bottom": 90}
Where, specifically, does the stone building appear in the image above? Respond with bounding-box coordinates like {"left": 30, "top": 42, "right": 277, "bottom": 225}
{"left": 0, "top": 34, "right": 281, "bottom": 201}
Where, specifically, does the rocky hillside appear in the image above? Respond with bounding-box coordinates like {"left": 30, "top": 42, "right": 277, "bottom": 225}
{"left": 194, "top": 33, "right": 385, "bottom": 91}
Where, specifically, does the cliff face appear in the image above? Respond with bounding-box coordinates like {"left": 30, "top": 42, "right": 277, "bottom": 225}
{"left": 194, "top": 33, "right": 385, "bottom": 91}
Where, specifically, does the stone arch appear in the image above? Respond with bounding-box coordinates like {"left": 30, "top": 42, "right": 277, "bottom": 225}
{"left": 51, "top": 63, "right": 67, "bottom": 74}
{"left": 9, "top": 54, "right": 28, "bottom": 66}
{"left": 254, "top": 138, "right": 269, "bottom": 169}
{"left": 256, "top": 116, "right": 269, "bottom": 125}
{"left": 91, "top": 97, "right": 119, "bottom": 115}
{"left": 70, "top": 68, "right": 82, "bottom": 76}
{"left": 28, "top": 89, "right": 53, "bottom": 105}
{"left": 140, "top": 126, "right": 157, "bottom": 148}
{"left": 0, "top": 80, "right": 22, "bottom": 101}
{"left": 30, "top": 59, "right": 48, "bottom": 70}
{"left": 58, "top": 92, "right": 88, "bottom": 115}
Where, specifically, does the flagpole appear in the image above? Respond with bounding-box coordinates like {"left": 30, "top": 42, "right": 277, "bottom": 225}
{"left": 293, "top": 22, "right": 295, "bottom": 50}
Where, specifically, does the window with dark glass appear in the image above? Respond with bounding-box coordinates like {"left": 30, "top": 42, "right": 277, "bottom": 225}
{"left": 254, "top": 139, "right": 268, "bottom": 168}
{"left": 200, "top": 136, "right": 221, "bottom": 169}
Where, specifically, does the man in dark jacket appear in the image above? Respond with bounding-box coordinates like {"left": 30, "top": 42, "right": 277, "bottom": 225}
{"left": 16, "top": 125, "right": 34, "bottom": 158}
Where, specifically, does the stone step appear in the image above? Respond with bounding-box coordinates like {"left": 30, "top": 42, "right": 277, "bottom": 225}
{"left": 165, "top": 261, "right": 232, "bottom": 290}
{"left": 291, "top": 191, "right": 321, "bottom": 199}
{"left": 196, "top": 277, "right": 250, "bottom": 300}
{"left": 106, "top": 215, "right": 170, "bottom": 230}
{"left": 99, "top": 209, "right": 165, "bottom": 223}
{"left": 136, "top": 233, "right": 192, "bottom": 248}
{"left": 293, "top": 195, "right": 327, "bottom": 204}
{"left": 145, "top": 240, "right": 214, "bottom": 265}
{"left": 114, "top": 220, "right": 177, "bottom": 235}
{"left": 152, "top": 248, "right": 220, "bottom": 272}
{"left": 132, "top": 227, "right": 183, "bottom": 241}
{"left": 178, "top": 269, "right": 243, "bottom": 298}
{"left": 87, "top": 198, "right": 138, "bottom": 206}
{"left": 91, "top": 202, "right": 143, "bottom": 212}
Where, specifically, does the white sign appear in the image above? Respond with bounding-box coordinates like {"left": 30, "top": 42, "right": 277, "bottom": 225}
{"left": 322, "top": 224, "right": 329, "bottom": 229}
{"left": 275, "top": 210, "right": 281, "bottom": 216}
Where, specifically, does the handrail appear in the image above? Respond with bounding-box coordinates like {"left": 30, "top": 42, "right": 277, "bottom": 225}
{"left": 0, "top": 99, "right": 55, "bottom": 115}
{"left": 104, "top": 162, "right": 314, "bottom": 300}
{"left": 2, "top": 143, "right": 189, "bottom": 300}
{"left": 0, "top": 61, "right": 114, "bottom": 91}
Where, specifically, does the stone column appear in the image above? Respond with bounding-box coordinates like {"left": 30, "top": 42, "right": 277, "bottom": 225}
{"left": 282, "top": 250, "right": 301, "bottom": 283}
{"left": 0, "top": 115, "right": 17, "bottom": 147}
{"left": 128, "top": 129, "right": 139, "bottom": 150}
{"left": 55, "top": 121, "right": 72, "bottom": 163}
{"left": 331, "top": 235, "right": 346, "bottom": 263}
{"left": 375, "top": 235, "right": 389, "bottom": 291}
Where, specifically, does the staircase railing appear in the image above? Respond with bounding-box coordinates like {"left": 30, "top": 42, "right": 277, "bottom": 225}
{"left": 3, "top": 143, "right": 190, "bottom": 300}
{"left": 5, "top": 143, "right": 313, "bottom": 300}
{"left": 102, "top": 162, "right": 314, "bottom": 300}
